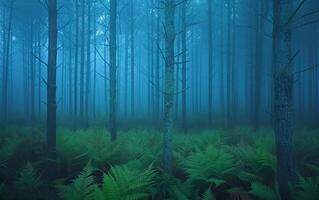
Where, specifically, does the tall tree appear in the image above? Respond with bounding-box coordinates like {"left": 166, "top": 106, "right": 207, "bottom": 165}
{"left": 109, "top": 0, "right": 117, "bottom": 141}
{"left": 181, "top": 1, "right": 187, "bottom": 132}
{"left": 80, "top": 0, "right": 85, "bottom": 121}
{"left": 2, "top": 0, "right": 13, "bottom": 122}
{"left": 155, "top": 0, "right": 161, "bottom": 122}
{"left": 207, "top": 0, "right": 213, "bottom": 125}
{"left": 74, "top": 0, "right": 79, "bottom": 127}
{"left": 47, "top": 0, "right": 58, "bottom": 178}
{"left": 272, "top": 0, "right": 296, "bottom": 198}
{"left": 130, "top": 0, "right": 135, "bottom": 117}
{"left": 85, "top": 0, "right": 91, "bottom": 127}
{"left": 163, "top": 0, "right": 175, "bottom": 176}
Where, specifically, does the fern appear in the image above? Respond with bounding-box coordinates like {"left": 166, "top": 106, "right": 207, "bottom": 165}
{"left": 293, "top": 176, "right": 319, "bottom": 200}
{"left": 201, "top": 186, "right": 216, "bottom": 200}
{"left": 57, "top": 162, "right": 98, "bottom": 200}
{"left": 182, "top": 146, "right": 237, "bottom": 187}
{"left": 98, "top": 164, "right": 157, "bottom": 200}
{"left": 249, "top": 182, "right": 280, "bottom": 200}
{"left": 14, "top": 162, "right": 43, "bottom": 199}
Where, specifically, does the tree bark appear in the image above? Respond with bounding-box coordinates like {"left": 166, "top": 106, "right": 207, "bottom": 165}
{"left": 163, "top": 0, "right": 175, "bottom": 176}
{"left": 272, "top": 0, "right": 296, "bottom": 198}
{"left": 207, "top": 0, "right": 213, "bottom": 125}
{"left": 130, "top": 0, "right": 135, "bottom": 117}
{"left": 2, "top": 0, "right": 13, "bottom": 122}
{"left": 47, "top": 0, "right": 58, "bottom": 179}
{"left": 181, "top": 1, "right": 187, "bottom": 132}
{"left": 109, "top": 0, "right": 117, "bottom": 142}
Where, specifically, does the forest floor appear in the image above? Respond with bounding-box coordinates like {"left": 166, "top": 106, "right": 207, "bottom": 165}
{"left": 0, "top": 126, "right": 319, "bottom": 200}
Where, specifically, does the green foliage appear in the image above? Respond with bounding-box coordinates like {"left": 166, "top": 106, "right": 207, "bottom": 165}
{"left": 97, "top": 164, "right": 157, "bottom": 200}
{"left": 293, "top": 176, "right": 319, "bottom": 200}
{"left": 58, "top": 163, "right": 98, "bottom": 200}
{"left": 249, "top": 182, "right": 280, "bottom": 200}
{"left": 14, "top": 162, "right": 43, "bottom": 199}
{"left": 182, "top": 146, "right": 237, "bottom": 187}
{"left": 201, "top": 186, "right": 216, "bottom": 200}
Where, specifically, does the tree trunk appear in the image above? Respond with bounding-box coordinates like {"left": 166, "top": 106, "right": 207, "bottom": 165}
{"left": 109, "top": 0, "right": 117, "bottom": 141}
{"left": 85, "top": 0, "right": 91, "bottom": 128}
{"left": 80, "top": 0, "right": 85, "bottom": 121}
{"left": 130, "top": 0, "right": 135, "bottom": 117}
{"left": 181, "top": 1, "right": 187, "bottom": 132}
{"left": 163, "top": 0, "right": 175, "bottom": 176}
{"left": 272, "top": 0, "right": 296, "bottom": 198}
{"left": 47, "top": 0, "right": 58, "bottom": 179}
{"left": 74, "top": 0, "right": 79, "bottom": 126}
{"left": 207, "top": 0, "right": 213, "bottom": 125}
{"left": 155, "top": 0, "right": 160, "bottom": 122}
{"left": 2, "top": 0, "right": 13, "bottom": 122}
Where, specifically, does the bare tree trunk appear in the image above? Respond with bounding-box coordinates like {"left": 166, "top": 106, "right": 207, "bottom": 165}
{"left": 220, "top": 1, "right": 225, "bottom": 122}
{"left": 38, "top": 23, "right": 42, "bottom": 120}
{"left": 272, "top": 0, "right": 296, "bottom": 198}
{"left": 92, "top": 1, "right": 97, "bottom": 120}
{"left": 47, "top": 0, "right": 58, "bottom": 179}
{"left": 80, "top": 0, "right": 85, "bottom": 122}
{"left": 2, "top": 0, "right": 13, "bottom": 122}
{"left": 74, "top": 0, "right": 79, "bottom": 126}
{"left": 155, "top": 0, "right": 160, "bottom": 122}
{"left": 109, "top": 0, "right": 117, "bottom": 141}
{"left": 130, "top": 0, "right": 135, "bottom": 117}
{"left": 85, "top": 0, "right": 91, "bottom": 127}
{"left": 124, "top": 25, "right": 129, "bottom": 116}
{"left": 163, "top": 0, "right": 175, "bottom": 176}
{"left": 181, "top": 1, "right": 187, "bottom": 132}
{"left": 207, "top": 0, "right": 213, "bottom": 125}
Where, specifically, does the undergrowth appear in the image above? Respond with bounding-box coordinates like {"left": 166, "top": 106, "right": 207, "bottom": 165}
{"left": 0, "top": 126, "right": 318, "bottom": 199}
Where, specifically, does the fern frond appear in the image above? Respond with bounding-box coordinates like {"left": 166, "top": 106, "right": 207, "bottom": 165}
{"left": 294, "top": 176, "right": 319, "bottom": 200}
{"left": 57, "top": 162, "right": 97, "bottom": 200}
{"left": 249, "top": 182, "right": 280, "bottom": 200}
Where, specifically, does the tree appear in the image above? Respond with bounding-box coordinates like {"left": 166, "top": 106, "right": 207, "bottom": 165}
{"left": 109, "top": 0, "right": 117, "bottom": 142}
{"left": 47, "top": 0, "right": 58, "bottom": 179}
{"left": 130, "top": 0, "right": 135, "bottom": 117}
{"left": 1, "top": 0, "right": 13, "bottom": 123}
{"left": 74, "top": 0, "right": 79, "bottom": 127}
{"left": 181, "top": 1, "right": 187, "bottom": 132}
{"left": 85, "top": 0, "right": 91, "bottom": 127}
{"left": 272, "top": 0, "right": 296, "bottom": 198}
{"left": 163, "top": 0, "right": 175, "bottom": 176}
{"left": 207, "top": 0, "right": 213, "bottom": 125}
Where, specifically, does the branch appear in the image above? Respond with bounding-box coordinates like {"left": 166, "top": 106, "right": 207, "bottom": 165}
{"left": 294, "top": 63, "right": 319, "bottom": 75}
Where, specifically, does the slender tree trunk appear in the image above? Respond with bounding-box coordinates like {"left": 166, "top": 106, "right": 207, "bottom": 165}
{"left": 155, "top": 0, "right": 160, "bottom": 122}
{"left": 2, "top": 0, "right": 13, "bottom": 122}
{"left": 220, "top": 1, "right": 225, "bottom": 121}
{"left": 109, "top": 0, "right": 117, "bottom": 141}
{"left": 74, "top": 0, "right": 79, "bottom": 126}
{"left": 92, "top": 1, "right": 97, "bottom": 120}
{"left": 85, "top": 0, "right": 91, "bottom": 127}
{"left": 68, "top": 23, "right": 73, "bottom": 117}
{"left": 38, "top": 24, "right": 42, "bottom": 120}
{"left": 30, "top": 24, "right": 36, "bottom": 121}
{"left": 207, "top": 0, "right": 213, "bottom": 125}
{"left": 163, "top": 0, "right": 175, "bottom": 176}
{"left": 253, "top": 0, "right": 266, "bottom": 130}
{"left": 47, "top": 0, "right": 58, "bottom": 179}
{"left": 124, "top": 26, "right": 129, "bottom": 116}
{"left": 130, "top": 0, "right": 135, "bottom": 117}
{"left": 80, "top": 0, "right": 85, "bottom": 121}
{"left": 181, "top": 1, "right": 187, "bottom": 132}
{"left": 226, "top": 0, "right": 232, "bottom": 127}
{"left": 272, "top": 0, "right": 296, "bottom": 198}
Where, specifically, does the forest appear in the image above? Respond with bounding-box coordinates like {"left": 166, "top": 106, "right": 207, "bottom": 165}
{"left": 0, "top": 0, "right": 319, "bottom": 199}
